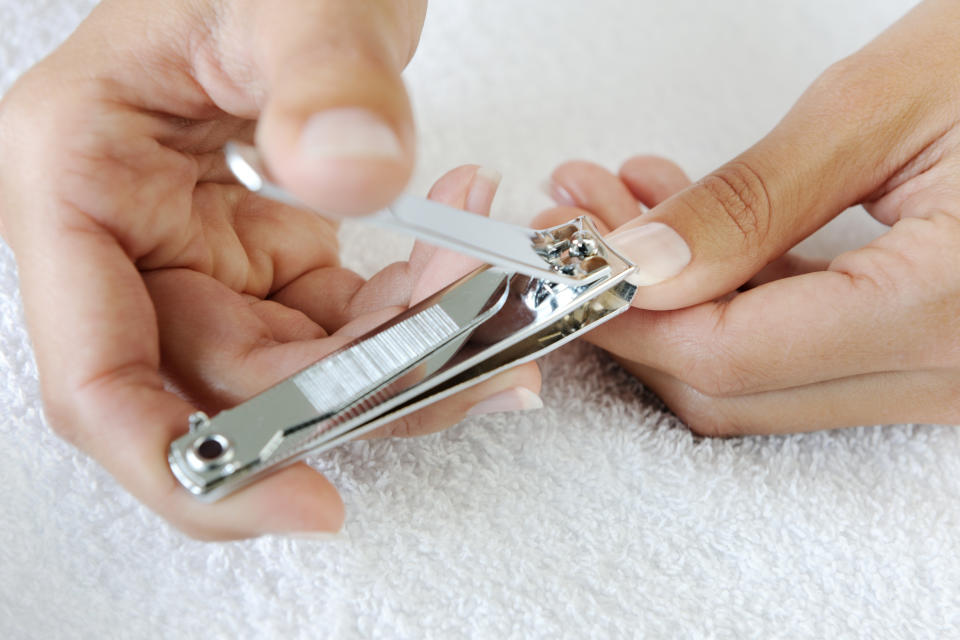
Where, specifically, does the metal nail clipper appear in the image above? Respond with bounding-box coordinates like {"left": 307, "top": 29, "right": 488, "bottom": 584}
{"left": 168, "top": 143, "right": 639, "bottom": 501}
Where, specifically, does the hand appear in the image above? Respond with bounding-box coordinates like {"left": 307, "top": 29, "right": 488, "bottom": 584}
{"left": 539, "top": 0, "right": 960, "bottom": 436}
{"left": 0, "top": 0, "right": 541, "bottom": 540}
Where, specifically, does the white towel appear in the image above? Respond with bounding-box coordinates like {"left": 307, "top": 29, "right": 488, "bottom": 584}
{"left": 3, "top": 1, "right": 958, "bottom": 638}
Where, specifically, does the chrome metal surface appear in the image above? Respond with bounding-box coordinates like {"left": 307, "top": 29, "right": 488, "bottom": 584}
{"left": 169, "top": 215, "right": 638, "bottom": 501}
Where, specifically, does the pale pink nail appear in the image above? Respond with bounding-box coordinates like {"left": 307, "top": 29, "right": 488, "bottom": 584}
{"left": 465, "top": 166, "right": 502, "bottom": 213}
{"left": 467, "top": 387, "right": 544, "bottom": 417}
{"left": 300, "top": 108, "right": 403, "bottom": 160}
{"left": 281, "top": 531, "right": 343, "bottom": 542}
{"left": 606, "top": 222, "right": 691, "bottom": 286}
{"left": 542, "top": 179, "right": 577, "bottom": 206}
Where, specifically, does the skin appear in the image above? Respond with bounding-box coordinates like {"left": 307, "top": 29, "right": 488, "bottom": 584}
{"left": 539, "top": 0, "right": 960, "bottom": 435}
{"left": 0, "top": 0, "right": 539, "bottom": 540}
{"left": 3, "top": 0, "right": 959, "bottom": 539}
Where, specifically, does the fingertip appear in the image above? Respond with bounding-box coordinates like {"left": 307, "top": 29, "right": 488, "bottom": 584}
{"left": 170, "top": 463, "right": 346, "bottom": 540}
{"left": 464, "top": 362, "right": 543, "bottom": 417}
{"left": 257, "top": 105, "right": 414, "bottom": 216}
{"left": 241, "top": 0, "right": 424, "bottom": 215}
{"left": 259, "top": 463, "right": 346, "bottom": 535}
{"left": 364, "top": 361, "right": 543, "bottom": 439}
{"left": 549, "top": 159, "right": 606, "bottom": 183}
{"left": 607, "top": 221, "right": 692, "bottom": 289}
{"left": 425, "top": 164, "right": 503, "bottom": 215}
{"left": 514, "top": 361, "right": 542, "bottom": 396}
{"left": 530, "top": 205, "right": 587, "bottom": 230}
{"left": 619, "top": 155, "right": 689, "bottom": 180}
{"left": 548, "top": 160, "right": 643, "bottom": 230}
{"left": 465, "top": 166, "right": 502, "bottom": 214}
{"left": 547, "top": 160, "right": 608, "bottom": 203}
{"left": 466, "top": 386, "right": 544, "bottom": 417}
{"left": 618, "top": 155, "right": 691, "bottom": 207}
{"left": 426, "top": 164, "right": 482, "bottom": 206}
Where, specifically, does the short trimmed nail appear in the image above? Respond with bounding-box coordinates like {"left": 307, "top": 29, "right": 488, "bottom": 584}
{"left": 542, "top": 179, "right": 576, "bottom": 206}
{"left": 465, "top": 166, "right": 502, "bottom": 213}
{"left": 606, "top": 222, "right": 691, "bottom": 286}
{"left": 282, "top": 531, "right": 343, "bottom": 542}
{"left": 300, "top": 108, "right": 403, "bottom": 160}
{"left": 467, "top": 387, "right": 543, "bottom": 417}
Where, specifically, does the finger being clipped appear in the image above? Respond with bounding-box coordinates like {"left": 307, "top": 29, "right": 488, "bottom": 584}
{"left": 409, "top": 164, "right": 501, "bottom": 305}
{"left": 618, "top": 155, "right": 693, "bottom": 207}
{"left": 547, "top": 160, "right": 644, "bottom": 229}
{"left": 538, "top": 156, "right": 691, "bottom": 235}
{"left": 361, "top": 361, "right": 543, "bottom": 439}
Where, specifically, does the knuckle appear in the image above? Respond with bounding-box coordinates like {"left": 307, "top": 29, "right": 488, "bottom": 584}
{"left": 698, "top": 161, "right": 773, "bottom": 250}
{"left": 667, "top": 390, "right": 742, "bottom": 438}
{"left": 43, "top": 363, "right": 155, "bottom": 451}
{"left": 684, "top": 366, "right": 745, "bottom": 398}
{"left": 804, "top": 52, "right": 920, "bottom": 150}
{"left": 685, "top": 413, "right": 742, "bottom": 439}
{"left": 381, "top": 410, "right": 426, "bottom": 439}
{"left": 668, "top": 314, "right": 761, "bottom": 398}
{"left": 683, "top": 350, "right": 760, "bottom": 398}
{"left": 0, "top": 71, "right": 41, "bottom": 125}
{"left": 0, "top": 66, "right": 67, "bottom": 146}
{"left": 812, "top": 53, "right": 892, "bottom": 115}
{"left": 814, "top": 55, "right": 863, "bottom": 96}
{"left": 39, "top": 387, "right": 85, "bottom": 447}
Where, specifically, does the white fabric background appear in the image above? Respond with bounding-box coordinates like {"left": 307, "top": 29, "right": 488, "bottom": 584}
{"left": 2, "top": 1, "right": 959, "bottom": 638}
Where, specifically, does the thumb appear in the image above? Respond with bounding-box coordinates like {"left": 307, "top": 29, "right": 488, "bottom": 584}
{"left": 609, "top": 100, "right": 918, "bottom": 311}
{"left": 605, "top": 147, "right": 816, "bottom": 311}
{"left": 251, "top": 1, "right": 424, "bottom": 216}
{"left": 607, "top": 2, "right": 960, "bottom": 310}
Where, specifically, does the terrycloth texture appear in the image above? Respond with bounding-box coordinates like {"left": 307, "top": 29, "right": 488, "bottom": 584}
{"left": 2, "top": 1, "right": 958, "bottom": 638}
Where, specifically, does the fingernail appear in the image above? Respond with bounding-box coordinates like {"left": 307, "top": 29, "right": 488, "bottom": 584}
{"left": 300, "top": 108, "right": 403, "bottom": 160}
{"left": 466, "top": 387, "right": 543, "bottom": 417}
{"left": 606, "top": 222, "right": 691, "bottom": 286}
{"left": 541, "top": 179, "right": 576, "bottom": 206}
{"left": 465, "top": 166, "right": 502, "bottom": 212}
{"left": 282, "top": 531, "right": 343, "bottom": 542}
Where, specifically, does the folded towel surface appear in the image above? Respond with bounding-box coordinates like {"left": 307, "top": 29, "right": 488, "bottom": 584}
{"left": 3, "top": 1, "right": 958, "bottom": 638}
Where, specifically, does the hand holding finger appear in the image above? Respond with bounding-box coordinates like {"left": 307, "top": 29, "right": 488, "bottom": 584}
{"left": 545, "top": 0, "right": 960, "bottom": 434}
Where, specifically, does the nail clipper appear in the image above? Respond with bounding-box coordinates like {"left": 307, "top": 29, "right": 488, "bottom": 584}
{"left": 167, "top": 144, "right": 638, "bottom": 501}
